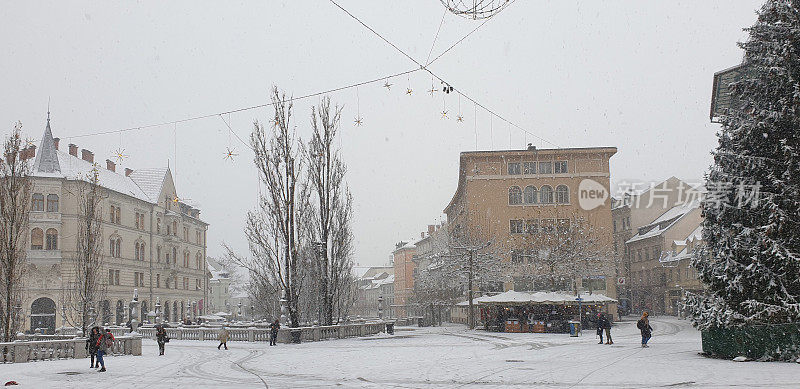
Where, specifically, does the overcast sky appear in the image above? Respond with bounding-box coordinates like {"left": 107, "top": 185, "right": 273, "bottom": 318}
{"left": 1, "top": 1, "right": 761, "bottom": 267}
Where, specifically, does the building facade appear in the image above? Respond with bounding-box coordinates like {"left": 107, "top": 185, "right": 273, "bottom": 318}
{"left": 443, "top": 146, "right": 619, "bottom": 305}
{"left": 23, "top": 116, "right": 208, "bottom": 333}
{"left": 352, "top": 265, "right": 394, "bottom": 318}
{"left": 392, "top": 241, "right": 417, "bottom": 318}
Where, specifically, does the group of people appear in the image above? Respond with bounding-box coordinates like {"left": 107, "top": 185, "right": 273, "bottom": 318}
{"left": 85, "top": 327, "right": 115, "bottom": 372}
{"left": 151, "top": 319, "right": 283, "bottom": 354}
{"left": 595, "top": 311, "right": 654, "bottom": 348}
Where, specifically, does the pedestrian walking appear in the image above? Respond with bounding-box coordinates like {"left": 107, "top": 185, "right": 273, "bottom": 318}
{"left": 96, "top": 328, "right": 115, "bottom": 372}
{"left": 269, "top": 319, "right": 280, "bottom": 346}
{"left": 637, "top": 312, "right": 653, "bottom": 348}
{"left": 85, "top": 326, "right": 101, "bottom": 368}
{"left": 595, "top": 313, "right": 604, "bottom": 344}
{"left": 155, "top": 324, "right": 169, "bottom": 356}
{"left": 601, "top": 314, "right": 613, "bottom": 344}
{"left": 217, "top": 326, "right": 229, "bottom": 350}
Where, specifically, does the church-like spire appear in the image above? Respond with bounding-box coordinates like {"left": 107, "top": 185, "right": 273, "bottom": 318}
{"left": 34, "top": 109, "right": 61, "bottom": 173}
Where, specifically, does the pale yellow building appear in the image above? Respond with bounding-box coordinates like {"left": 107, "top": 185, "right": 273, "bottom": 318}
{"left": 23, "top": 115, "right": 208, "bottom": 333}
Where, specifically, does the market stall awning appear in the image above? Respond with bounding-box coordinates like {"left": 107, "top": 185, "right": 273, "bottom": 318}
{"left": 476, "top": 290, "right": 617, "bottom": 305}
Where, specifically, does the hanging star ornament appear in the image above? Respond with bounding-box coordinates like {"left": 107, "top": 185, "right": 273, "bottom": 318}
{"left": 428, "top": 87, "right": 437, "bottom": 96}
{"left": 113, "top": 148, "right": 128, "bottom": 163}
{"left": 457, "top": 115, "right": 464, "bottom": 123}
{"left": 224, "top": 147, "right": 239, "bottom": 161}
{"left": 273, "top": 117, "right": 280, "bottom": 126}
{"left": 406, "top": 88, "right": 413, "bottom": 96}
{"left": 441, "top": 110, "right": 449, "bottom": 119}
{"left": 354, "top": 117, "right": 363, "bottom": 126}
{"left": 383, "top": 81, "right": 392, "bottom": 90}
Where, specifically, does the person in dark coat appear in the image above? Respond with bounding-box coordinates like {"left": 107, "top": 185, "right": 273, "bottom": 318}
{"left": 595, "top": 313, "right": 604, "bottom": 344}
{"left": 85, "top": 327, "right": 101, "bottom": 368}
{"left": 269, "top": 319, "right": 280, "bottom": 346}
{"left": 600, "top": 314, "right": 613, "bottom": 344}
{"left": 637, "top": 312, "right": 653, "bottom": 347}
{"left": 155, "top": 324, "right": 168, "bottom": 355}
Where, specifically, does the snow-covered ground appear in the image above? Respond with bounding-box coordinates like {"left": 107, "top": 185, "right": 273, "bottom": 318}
{"left": 1, "top": 317, "right": 797, "bottom": 388}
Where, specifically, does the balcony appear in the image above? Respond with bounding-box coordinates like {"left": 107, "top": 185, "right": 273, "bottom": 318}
{"left": 30, "top": 212, "right": 61, "bottom": 223}
{"left": 27, "top": 249, "right": 62, "bottom": 266}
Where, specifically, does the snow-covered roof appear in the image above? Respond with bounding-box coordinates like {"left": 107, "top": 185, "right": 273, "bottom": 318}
{"left": 128, "top": 168, "right": 170, "bottom": 202}
{"left": 477, "top": 290, "right": 617, "bottom": 305}
{"left": 661, "top": 225, "right": 704, "bottom": 264}
{"left": 626, "top": 200, "right": 700, "bottom": 244}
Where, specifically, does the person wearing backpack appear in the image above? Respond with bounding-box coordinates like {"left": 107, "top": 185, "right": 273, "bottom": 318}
{"left": 217, "top": 327, "right": 229, "bottom": 350}
{"left": 155, "top": 324, "right": 169, "bottom": 356}
{"left": 637, "top": 312, "right": 653, "bottom": 348}
{"left": 96, "top": 328, "right": 115, "bottom": 372}
{"left": 85, "top": 327, "right": 101, "bottom": 368}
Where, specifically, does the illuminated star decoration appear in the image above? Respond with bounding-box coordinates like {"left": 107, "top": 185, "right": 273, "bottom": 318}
{"left": 406, "top": 88, "right": 412, "bottom": 96}
{"left": 354, "top": 117, "right": 363, "bottom": 126}
{"left": 224, "top": 147, "right": 239, "bottom": 161}
{"left": 273, "top": 117, "right": 280, "bottom": 126}
{"left": 441, "top": 110, "right": 448, "bottom": 119}
{"left": 113, "top": 148, "right": 128, "bottom": 163}
{"left": 383, "top": 80, "right": 392, "bottom": 90}
{"left": 457, "top": 115, "right": 464, "bottom": 123}
{"left": 172, "top": 194, "right": 191, "bottom": 204}
{"left": 428, "top": 87, "right": 437, "bottom": 96}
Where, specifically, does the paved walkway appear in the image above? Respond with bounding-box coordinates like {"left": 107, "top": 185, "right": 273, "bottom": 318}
{"left": 1, "top": 317, "right": 797, "bottom": 388}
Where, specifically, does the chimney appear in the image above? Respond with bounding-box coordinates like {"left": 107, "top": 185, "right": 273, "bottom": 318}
{"left": 125, "top": 168, "right": 134, "bottom": 177}
{"left": 527, "top": 143, "right": 536, "bottom": 151}
{"left": 106, "top": 159, "right": 116, "bottom": 172}
{"left": 53, "top": 138, "right": 60, "bottom": 150}
{"left": 81, "top": 149, "right": 94, "bottom": 163}
{"left": 22, "top": 145, "right": 36, "bottom": 160}
{"left": 420, "top": 232, "right": 425, "bottom": 239}
{"left": 68, "top": 144, "right": 78, "bottom": 157}
{"left": 428, "top": 225, "right": 435, "bottom": 235}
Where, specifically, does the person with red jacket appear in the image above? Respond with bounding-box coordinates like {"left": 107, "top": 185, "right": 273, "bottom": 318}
{"left": 95, "top": 328, "right": 115, "bottom": 372}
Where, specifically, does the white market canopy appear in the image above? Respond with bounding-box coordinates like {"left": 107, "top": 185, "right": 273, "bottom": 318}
{"left": 213, "top": 311, "right": 232, "bottom": 317}
{"left": 198, "top": 315, "right": 226, "bottom": 321}
{"left": 477, "top": 290, "right": 617, "bottom": 306}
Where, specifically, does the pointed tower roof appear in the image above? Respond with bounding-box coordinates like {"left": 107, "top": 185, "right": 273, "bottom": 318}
{"left": 33, "top": 111, "right": 61, "bottom": 173}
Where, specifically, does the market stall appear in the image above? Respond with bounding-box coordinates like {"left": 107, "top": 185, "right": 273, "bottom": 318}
{"left": 478, "top": 290, "right": 617, "bottom": 333}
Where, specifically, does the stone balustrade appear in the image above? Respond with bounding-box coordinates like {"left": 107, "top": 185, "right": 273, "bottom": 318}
{"left": 137, "top": 322, "right": 388, "bottom": 344}
{"left": 0, "top": 335, "right": 142, "bottom": 364}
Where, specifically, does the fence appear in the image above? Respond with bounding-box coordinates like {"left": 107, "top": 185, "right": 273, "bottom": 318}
{"left": 701, "top": 323, "right": 800, "bottom": 361}
{"left": 137, "top": 322, "right": 388, "bottom": 344}
{"left": 1, "top": 335, "right": 142, "bottom": 364}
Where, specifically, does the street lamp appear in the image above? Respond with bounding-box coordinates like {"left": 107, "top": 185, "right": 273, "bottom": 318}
{"left": 377, "top": 295, "right": 384, "bottom": 320}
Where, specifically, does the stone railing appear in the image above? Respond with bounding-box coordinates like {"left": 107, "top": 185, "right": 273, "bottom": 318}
{"left": 138, "top": 322, "right": 387, "bottom": 344}
{"left": 0, "top": 335, "right": 142, "bottom": 364}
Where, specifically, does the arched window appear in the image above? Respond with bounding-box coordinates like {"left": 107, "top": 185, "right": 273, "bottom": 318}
{"left": 32, "top": 193, "right": 44, "bottom": 211}
{"left": 45, "top": 228, "right": 58, "bottom": 250}
{"left": 508, "top": 186, "right": 522, "bottom": 205}
{"left": 46, "top": 194, "right": 59, "bottom": 212}
{"left": 110, "top": 237, "right": 121, "bottom": 258}
{"left": 196, "top": 252, "right": 202, "bottom": 270}
{"left": 156, "top": 218, "right": 161, "bottom": 234}
{"left": 172, "top": 221, "right": 177, "bottom": 236}
{"left": 172, "top": 247, "right": 177, "bottom": 264}
{"left": 134, "top": 242, "right": 139, "bottom": 261}
{"left": 31, "top": 228, "right": 43, "bottom": 250}
{"left": 540, "top": 185, "right": 554, "bottom": 204}
{"left": 556, "top": 185, "right": 569, "bottom": 204}
{"left": 523, "top": 186, "right": 538, "bottom": 204}
{"left": 164, "top": 301, "right": 170, "bottom": 322}
{"left": 139, "top": 242, "right": 146, "bottom": 260}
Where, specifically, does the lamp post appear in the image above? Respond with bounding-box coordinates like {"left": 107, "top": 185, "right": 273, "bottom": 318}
{"left": 377, "top": 295, "right": 384, "bottom": 320}
{"left": 279, "top": 293, "right": 288, "bottom": 326}
{"left": 155, "top": 297, "right": 162, "bottom": 324}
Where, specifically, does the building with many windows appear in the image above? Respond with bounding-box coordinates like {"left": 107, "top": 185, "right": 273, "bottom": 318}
{"left": 22, "top": 115, "right": 208, "bottom": 333}
{"left": 443, "top": 145, "right": 618, "bottom": 306}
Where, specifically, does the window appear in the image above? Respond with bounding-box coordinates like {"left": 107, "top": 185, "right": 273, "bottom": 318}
{"left": 183, "top": 277, "right": 189, "bottom": 290}
{"left": 540, "top": 219, "right": 555, "bottom": 234}
{"left": 45, "top": 228, "right": 58, "bottom": 250}
{"left": 507, "top": 162, "right": 521, "bottom": 175}
{"left": 110, "top": 237, "right": 121, "bottom": 258}
{"left": 196, "top": 279, "right": 201, "bottom": 290}
{"left": 183, "top": 252, "right": 189, "bottom": 268}
{"left": 157, "top": 274, "right": 161, "bottom": 288}
{"left": 134, "top": 212, "right": 145, "bottom": 230}
{"left": 539, "top": 185, "right": 554, "bottom": 203}
{"left": 172, "top": 247, "right": 177, "bottom": 264}
{"left": 196, "top": 230, "right": 201, "bottom": 244}
{"left": 653, "top": 246, "right": 661, "bottom": 260}
{"left": 110, "top": 205, "right": 121, "bottom": 224}
{"left": 511, "top": 250, "right": 525, "bottom": 264}
{"left": 523, "top": 161, "right": 536, "bottom": 174}
{"left": 509, "top": 219, "right": 524, "bottom": 234}
{"left": 554, "top": 161, "right": 568, "bottom": 174}
{"left": 32, "top": 193, "right": 44, "bottom": 211}
{"left": 613, "top": 220, "right": 617, "bottom": 232}
{"left": 508, "top": 186, "right": 522, "bottom": 205}
{"left": 157, "top": 246, "right": 162, "bottom": 262}
{"left": 523, "top": 186, "right": 538, "bottom": 204}
{"left": 30, "top": 228, "right": 43, "bottom": 250}
{"left": 157, "top": 218, "right": 161, "bottom": 234}
{"left": 166, "top": 223, "right": 171, "bottom": 235}
{"left": 555, "top": 185, "right": 569, "bottom": 204}
{"left": 46, "top": 194, "right": 59, "bottom": 212}
{"left": 556, "top": 219, "right": 570, "bottom": 234}
{"left": 134, "top": 242, "right": 146, "bottom": 261}
{"left": 525, "top": 219, "right": 538, "bottom": 234}
{"left": 172, "top": 221, "right": 177, "bottom": 236}
{"left": 539, "top": 161, "right": 553, "bottom": 174}
{"left": 196, "top": 252, "right": 202, "bottom": 269}
{"left": 183, "top": 227, "right": 188, "bottom": 241}
{"left": 645, "top": 250, "right": 650, "bottom": 261}
{"left": 637, "top": 249, "right": 642, "bottom": 262}
{"left": 115, "top": 270, "right": 120, "bottom": 285}
{"left": 108, "top": 269, "right": 120, "bottom": 286}
{"left": 613, "top": 241, "right": 618, "bottom": 255}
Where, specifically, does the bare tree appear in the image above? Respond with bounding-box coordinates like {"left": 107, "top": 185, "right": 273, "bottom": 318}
{"left": 61, "top": 166, "right": 107, "bottom": 335}
{"left": 230, "top": 86, "right": 308, "bottom": 328}
{"left": 0, "top": 122, "right": 33, "bottom": 342}
{"left": 514, "top": 214, "right": 612, "bottom": 294}
{"left": 302, "top": 96, "right": 355, "bottom": 325}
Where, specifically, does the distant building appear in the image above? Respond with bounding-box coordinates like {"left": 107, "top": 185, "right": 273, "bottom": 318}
{"left": 352, "top": 265, "right": 394, "bottom": 318}
{"left": 443, "top": 146, "right": 618, "bottom": 303}
{"left": 392, "top": 241, "right": 417, "bottom": 318}
{"left": 207, "top": 257, "right": 233, "bottom": 315}
{"left": 22, "top": 114, "right": 208, "bottom": 333}
{"left": 659, "top": 226, "right": 705, "bottom": 316}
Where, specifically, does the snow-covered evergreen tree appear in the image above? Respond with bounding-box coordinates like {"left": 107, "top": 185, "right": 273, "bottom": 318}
{"left": 688, "top": 0, "right": 800, "bottom": 329}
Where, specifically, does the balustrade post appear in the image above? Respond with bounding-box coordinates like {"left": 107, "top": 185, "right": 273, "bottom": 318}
{"left": 73, "top": 339, "right": 87, "bottom": 359}
{"left": 248, "top": 328, "right": 255, "bottom": 342}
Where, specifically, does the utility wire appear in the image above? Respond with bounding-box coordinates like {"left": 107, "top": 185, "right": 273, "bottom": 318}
{"left": 328, "top": 0, "right": 557, "bottom": 148}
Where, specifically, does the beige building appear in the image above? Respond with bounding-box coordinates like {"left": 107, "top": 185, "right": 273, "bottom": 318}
{"left": 443, "top": 146, "right": 618, "bottom": 302}
{"left": 24, "top": 116, "right": 208, "bottom": 333}
{"left": 352, "top": 265, "right": 394, "bottom": 318}
{"left": 659, "top": 226, "right": 705, "bottom": 316}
